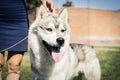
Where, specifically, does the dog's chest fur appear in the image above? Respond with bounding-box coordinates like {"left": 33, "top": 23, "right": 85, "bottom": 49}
{"left": 48, "top": 46, "right": 78, "bottom": 80}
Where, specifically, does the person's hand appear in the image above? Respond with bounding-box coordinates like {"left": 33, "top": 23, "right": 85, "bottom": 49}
{"left": 41, "top": 0, "right": 54, "bottom": 13}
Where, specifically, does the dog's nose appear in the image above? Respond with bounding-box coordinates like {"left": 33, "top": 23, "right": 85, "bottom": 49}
{"left": 56, "top": 37, "right": 64, "bottom": 46}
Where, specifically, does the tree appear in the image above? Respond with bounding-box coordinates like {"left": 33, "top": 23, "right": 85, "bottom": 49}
{"left": 62, "top": 1, "right": 72, "bottom": 7}
{"left": 26, "top": 0, "right": 42, "bottom": 10}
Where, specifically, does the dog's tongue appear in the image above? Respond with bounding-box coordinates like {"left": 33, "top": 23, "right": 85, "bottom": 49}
{"left": 52, "top": 51, "right": 61, "bottom": 62}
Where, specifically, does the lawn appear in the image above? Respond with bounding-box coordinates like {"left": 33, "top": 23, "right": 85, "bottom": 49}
{"left": 2, "top": 47, "right": 120, "bottom": 80}
{"left": 95, "top": 47, "right": 120, "bottom": 80}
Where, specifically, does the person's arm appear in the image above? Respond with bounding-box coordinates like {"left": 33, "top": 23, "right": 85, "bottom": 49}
{"left": 41, "top": 0, "right": 54, "bottom": 13}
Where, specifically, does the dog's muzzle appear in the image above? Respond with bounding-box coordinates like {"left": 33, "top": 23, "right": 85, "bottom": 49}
{"left": 42, "top": 40, "right": 62, "bottom": 62}
{"left": 56, "top": 37, "right": 64, "bottom": 46}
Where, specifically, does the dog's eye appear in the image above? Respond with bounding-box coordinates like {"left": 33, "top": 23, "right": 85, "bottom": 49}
{"left": 40, "top": 26, "right": 43, "bottom": 29}
{"left": 61, "top": 29, "right": 66, "bottom": 32}
{"left": 46, "top": 28, "right": 52, "bottom": 32}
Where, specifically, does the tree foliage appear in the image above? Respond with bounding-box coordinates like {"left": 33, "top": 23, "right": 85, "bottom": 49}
{"left": 26, "top": 0, "right": 42, "bottom": 10}
{"left": 62, "top": 1, "right": 72, "bottom": 7}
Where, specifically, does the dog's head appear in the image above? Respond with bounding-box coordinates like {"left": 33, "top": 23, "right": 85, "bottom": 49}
{"left": 32, "top": 6, "right": 70, "bottom": 62}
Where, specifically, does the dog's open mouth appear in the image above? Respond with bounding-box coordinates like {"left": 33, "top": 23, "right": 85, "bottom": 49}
{"left": 42, "top": 40, "right": 62, "bottom": 62}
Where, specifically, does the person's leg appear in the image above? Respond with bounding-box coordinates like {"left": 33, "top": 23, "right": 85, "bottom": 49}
{"left": 0, "top": 52, "right": 5, "bottom": 80}
{"left": 6, "top": 51, "right": 24, "bottom": 80}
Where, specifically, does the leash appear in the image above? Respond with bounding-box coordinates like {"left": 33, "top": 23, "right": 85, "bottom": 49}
{"left": 0, "top": 36, "right": 28, "bottom": 52}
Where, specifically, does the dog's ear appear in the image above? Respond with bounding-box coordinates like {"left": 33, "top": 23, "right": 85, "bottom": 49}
{"left": 59, "top": 8, "right": 68, "bottom": 22}
{"left": 36, "top": 5, "right": 49, "bottom": 19}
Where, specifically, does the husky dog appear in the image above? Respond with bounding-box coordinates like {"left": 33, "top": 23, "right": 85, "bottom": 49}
{"left": 29, "top": 6, "right": 101, "bottom": 80}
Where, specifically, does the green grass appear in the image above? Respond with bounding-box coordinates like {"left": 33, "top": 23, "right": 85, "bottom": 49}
{"left": 95, "top": 47, "right": 120, "bottom": 80}
{"left": 2, "top": 47, "right": 120, "bottom": 80}
{"left": 21, "top": 53, "right": 33, "bottom": 80}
